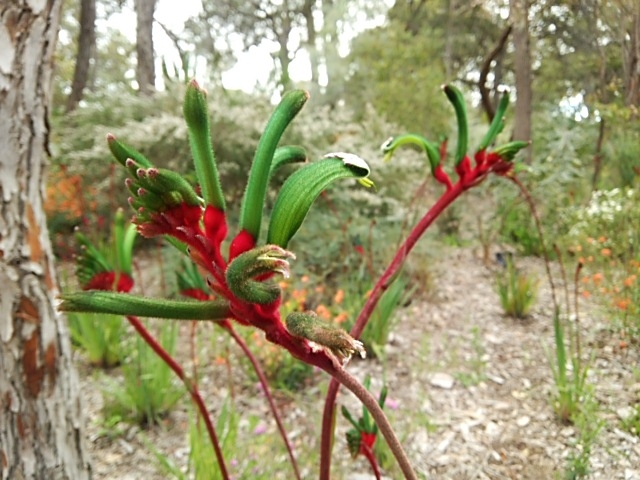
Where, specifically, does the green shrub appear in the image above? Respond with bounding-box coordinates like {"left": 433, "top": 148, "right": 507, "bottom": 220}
{"left": 496, "top": 259, "right": 539, "bottom": 319}
{"left": 103, "top": 322, "right": 184, "bottom": 426}
{"left": 68, "top": 312, "right": 126, "bottom": 368}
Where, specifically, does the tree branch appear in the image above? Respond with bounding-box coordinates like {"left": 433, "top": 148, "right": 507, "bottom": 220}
{"left": 479, "top": 25, "right": 512, "bottom": 122}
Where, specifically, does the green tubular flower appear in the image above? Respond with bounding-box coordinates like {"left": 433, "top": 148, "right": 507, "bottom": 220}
{"left": 226, "top": 245, "right": 295, "bottom": 305}
{"left": 59, "top": 291, "right": 231, "bottom": 321}
{"left": 493, "top": 140, "right": 530, "bottom": 161}
{"left": 267, "top": 152, "right": 373, "bottom": 248}
{"left": 286, "top": 310, "right": 366, "bottom": 364}
{"left": 239, "top": 90, "right": 309, "bottom": 242}
{"left": 113, "top": 208, "right": 136, "bottom": 275}
{"left": 183, "top": 80, "right": 226, "bottom": 210}
{"left": 478, "top": 88, "right": 510, "bottom": 151}
{"left": 270, "top": 145, "right": 307, "bottom": 176}
{"left": 443, "top": 84, "right": 469, "bottom": 166}
{"left": 380, "top": 134, "right": 441, "bottom": 174}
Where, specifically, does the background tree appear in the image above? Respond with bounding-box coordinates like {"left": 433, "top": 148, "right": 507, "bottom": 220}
{"left": 0, "top": 1, "right": 91, "bottom": 477}
{"left": 66, "top": 0, "right": 96, "bottom": 111}
{"left": 135, "top": 0, "right": 156, "bottom": 95}
{"left": 510, "top": 0, "right": 533, "bottom": 161}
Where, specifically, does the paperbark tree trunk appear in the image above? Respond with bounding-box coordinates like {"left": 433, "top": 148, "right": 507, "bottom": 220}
{"left": 0, "top": 1, "right": 91, "bottom": 479}
{"left": 66, "top": 0, "right": 96, "bottom": 112}
{"left": 135, "top": 0, "right": 156, "bottom": 96}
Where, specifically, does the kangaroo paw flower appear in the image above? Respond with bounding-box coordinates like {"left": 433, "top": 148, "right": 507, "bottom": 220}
{"left": 226, "top": 245, "right": 295, "bottom": 305}
{"left": 286, "top": 311, "right": 366, "bottom": 365}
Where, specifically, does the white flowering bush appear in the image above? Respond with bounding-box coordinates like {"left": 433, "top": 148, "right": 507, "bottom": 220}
{"left": 564, "top": 188, "right": 639, "bottom": 257}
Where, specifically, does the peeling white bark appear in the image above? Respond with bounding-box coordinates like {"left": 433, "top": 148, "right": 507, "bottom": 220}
{"left": 0, "top": 2, "right": 91, "bottom": 478}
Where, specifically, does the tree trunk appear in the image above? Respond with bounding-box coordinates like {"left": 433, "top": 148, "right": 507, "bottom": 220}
{"left": 302, "top": 0, "right": 320, "bottom": 96}
{"left": 0, "top": 2, "right": 91, "bottom": 479}
{"left": 510, "top": 0, "right": 533, "bottom": 161}
{"left": 135, "top": 0, "right": 156, "bottom": 96}
{"left": 624, "top": 3, "right": 639, "bottom": 107}
{"left": 66, "top": 0, "right": 97, "bottom": 112}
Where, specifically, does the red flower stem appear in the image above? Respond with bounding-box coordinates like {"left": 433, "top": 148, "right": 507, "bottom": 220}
{"left": 361, "top": 443, "right": 382, "bottom": 480}
{"left": 330, "top": 367, "right": 417, "bottom": 480}
{"left": 125, "top": 315, "right": 229, "bottom": 480}
{"left": 320, "top": 179, "right": 466, "bottom": 480}
{"left": 190, "top": 321, "right": 199, "bottom": 387}
{"left": 507, "top": 176, "right": 558, "bottom": 309}
{"left": 225, "top": 324, "right": 302, "bottom": 480}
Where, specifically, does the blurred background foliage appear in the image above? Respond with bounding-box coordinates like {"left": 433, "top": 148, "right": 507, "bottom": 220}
{"left": 51, "top": 1, "right": 640, "bottom": 474}
{"left": 50, "top": 0, "right": 639, "bottom": 302}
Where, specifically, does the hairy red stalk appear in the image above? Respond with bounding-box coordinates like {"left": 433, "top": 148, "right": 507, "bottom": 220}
{"left": 361, "top": 441, "right": 382, "bottom": 480}
{"left": 331, "top": 367, "right": 417, "bottom": 480}
{"left": 225, "top": 323, "right": 302, "bottom": 480}
{"left": 125, "top": 315, "right": 229, "bottom": 480}
{"left": 320, "top": 180, "right": 466, "bottom": 479}
{"left": 508, "top": 176, "right": 558, "bottom": 308}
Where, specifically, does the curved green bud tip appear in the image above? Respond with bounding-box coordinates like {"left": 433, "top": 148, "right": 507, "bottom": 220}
{"left": 322, "top": 152, "right": 374, "bottom": 188}
{"left": 493, "top": 140, "right": 530, "bottom": 161}
{"left": 270, "top": 145, "right": 307, "bottom": 176}
{"left": 183, "top": 79, "right": 225, "bottom": 210}
{"left": 380, "top": 137, "right": 395, "bottom": 154}
{"left": 378, "top": 135, "right": 440, "bottom": 174}
{"left": 226, "top": 245, "right": 295, "bottom": 305}
{"left": 286, "top": 310, "right": 366, "bottom": 365}
{"left": 442, "top": 84, "right": 469, "bottom": 166}
{"left": 107, "top": 134, "right": 153, "bottom": 168}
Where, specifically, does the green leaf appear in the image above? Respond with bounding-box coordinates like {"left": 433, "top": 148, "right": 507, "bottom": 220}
{"left": 267, "top": 153, "right": 373, "bottom": 248}
{"left": 183, "top": 80, "right": 225, "bottom": 210}
{"left": 60, "top": 291, "right": 231, "bottom": 321}
{"left": 239, "top": 90, "right": 309, "bottom": 242}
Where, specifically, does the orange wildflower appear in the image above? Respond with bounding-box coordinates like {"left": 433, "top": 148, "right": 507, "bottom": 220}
{"left": 301, "top": 275, "right": 310, "bottom": 283}
{"left": 573, "top": 244, "right": 583, "bottom": 252}
{"left": 598, "top": 236, "right": 607, "bottom": 243}
{"left": 334, "top": 312, "right": 349, "bottom": 324}
{"left": 582, "top": 290, "right": 591, "bottom": 299}
{"left": 616, "top": 298, "right": 631, "bottom": 310}
{"left": 334, "top": 289, "right": 345, "bottom": 305}
{"left": 592, "top": 272, "right": 604, "bottom": 285}
{"left": 215, "top": 355, "right": 228, "bottom": 365}
{"left": 316, "top": 304, "right": 332, "bottom": 320}
{"left": 292, "top": 288, "right": 307, "bottom": 302}
{"left": 624, "top": 275, "right": 637, "bottom": 287}
{"left": 582, "top": 276, "right": 591, "bottom": 284}
{"left": 601, "top": 248, "right": 612, "bottom": 257}
{"left": 587, "top": 237, "right": 595, "bottom": 244}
